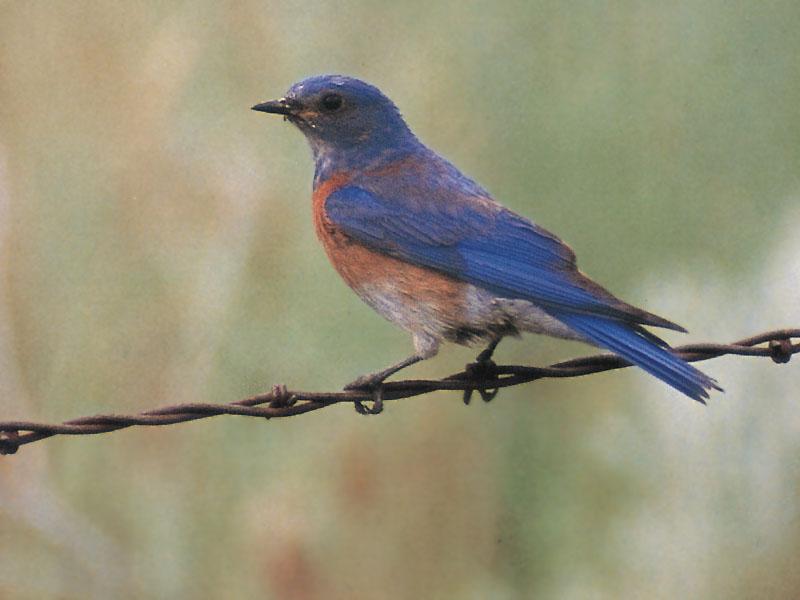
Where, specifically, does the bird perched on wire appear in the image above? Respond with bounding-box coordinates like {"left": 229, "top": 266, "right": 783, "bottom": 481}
{"left": 252, "top": 75, "right": 719, "bottom": 412}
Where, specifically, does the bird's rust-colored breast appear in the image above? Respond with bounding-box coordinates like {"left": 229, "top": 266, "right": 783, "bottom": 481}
{"left": 311, "top": 172, "right": 469, "bottom": 318}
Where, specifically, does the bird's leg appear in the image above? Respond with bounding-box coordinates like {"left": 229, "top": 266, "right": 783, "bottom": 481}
{"left": 464, "top": 337, "right": 502, "bottom": 404}
{"left": 345, "top": 334, "right": 439, "bottom": 415}
{"left": 345, "top": 354, "right": 425, "bottom": 390}
{"left": 475, "top": 337, "right": 501, "bottom": 363}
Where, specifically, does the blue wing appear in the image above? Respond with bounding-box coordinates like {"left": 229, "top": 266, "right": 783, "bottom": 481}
{"left": 326, "top": 185, "right": 719, "bottom": 401}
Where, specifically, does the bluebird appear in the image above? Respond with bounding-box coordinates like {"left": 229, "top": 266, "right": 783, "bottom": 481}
{"left": 252, "top": 75, "right": 719, "bottom": 410}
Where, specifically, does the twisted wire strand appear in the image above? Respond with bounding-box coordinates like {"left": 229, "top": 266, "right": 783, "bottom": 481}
{"left": 1, "top": 328, "right": 797, "bottom": 455}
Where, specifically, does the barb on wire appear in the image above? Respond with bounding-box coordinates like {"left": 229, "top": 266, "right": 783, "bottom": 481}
{"left": 1, "top": 328, "right": 797, "bottom": 455}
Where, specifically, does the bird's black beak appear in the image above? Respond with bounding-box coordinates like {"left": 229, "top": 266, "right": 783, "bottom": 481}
{"left": 251, "top": 97, "right": 300, "bottom": 116}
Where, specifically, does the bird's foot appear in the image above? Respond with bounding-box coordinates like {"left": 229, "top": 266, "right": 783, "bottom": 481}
{"left": 463, "top": 356, "right": 500, "bottom": 405}
{"left": 344, "top": 372, "right": 384, "bottom": 391}
{"left": 344, "top": 373, "right": 386, "bottom": 415}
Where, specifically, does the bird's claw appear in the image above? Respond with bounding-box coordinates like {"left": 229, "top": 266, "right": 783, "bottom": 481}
{"left": 344, "top": 375, "right": 385, "bottom": 415}
{"left": 353, "top": 387, "right": 384, "bottom": 415}
{"left": 463, "top": 358, "right": 501, "bottom": 405}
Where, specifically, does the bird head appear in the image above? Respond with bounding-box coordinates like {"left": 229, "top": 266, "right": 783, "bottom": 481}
{"left": 252, "top": 75, "right": 417, "bottom": 158}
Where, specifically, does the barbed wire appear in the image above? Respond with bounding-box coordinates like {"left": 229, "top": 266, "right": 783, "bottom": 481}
{"left": 1, "top": 328, "right": 797, "bottom": 455}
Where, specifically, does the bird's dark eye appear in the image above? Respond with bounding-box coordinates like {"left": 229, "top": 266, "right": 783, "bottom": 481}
{"left": 320, "top": 93, "right": 343, "bottom": 112}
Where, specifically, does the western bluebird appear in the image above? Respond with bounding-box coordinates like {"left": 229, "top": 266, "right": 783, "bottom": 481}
{"left": 252, "top": 75, "right": 719, "bottom": 410}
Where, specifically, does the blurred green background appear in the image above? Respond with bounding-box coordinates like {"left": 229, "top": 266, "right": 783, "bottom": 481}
{"left": 1, "top": 1, "right": 799, "bottom": 598}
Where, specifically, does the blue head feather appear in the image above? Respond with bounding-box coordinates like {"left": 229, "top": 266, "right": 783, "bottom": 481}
{"left": 280, "top": 75, "right": 423, "bottom": 182}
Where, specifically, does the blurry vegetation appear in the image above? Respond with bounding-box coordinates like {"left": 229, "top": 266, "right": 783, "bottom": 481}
{"left": 0, "top": 1, "right": 798, "bottom": 598}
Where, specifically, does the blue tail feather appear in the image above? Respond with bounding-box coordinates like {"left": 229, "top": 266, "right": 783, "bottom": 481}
{"left": 552, "top": 312, "right": 720, "bottom": 403}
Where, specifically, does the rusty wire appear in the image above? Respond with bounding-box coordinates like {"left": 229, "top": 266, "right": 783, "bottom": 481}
{"left": 1, "top": 328, "right": 797, "bottom": 455}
